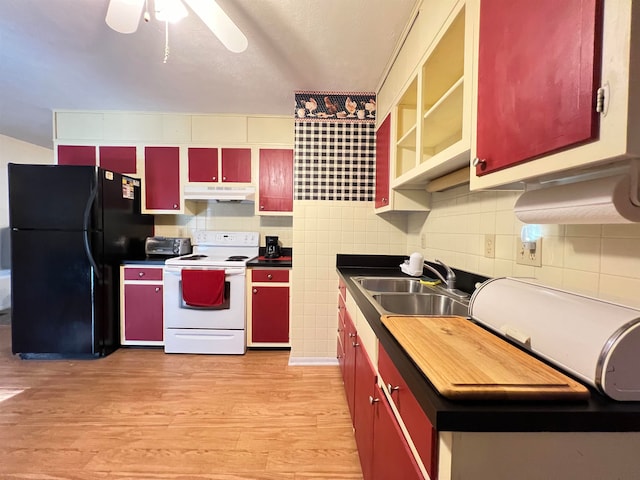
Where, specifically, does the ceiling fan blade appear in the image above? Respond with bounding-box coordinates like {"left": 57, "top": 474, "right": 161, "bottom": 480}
{"left": 105, "top": 0, "right": 145, "bottom": 34}
{"left": 183, "top": 0, "right": 248, "bottom": 53}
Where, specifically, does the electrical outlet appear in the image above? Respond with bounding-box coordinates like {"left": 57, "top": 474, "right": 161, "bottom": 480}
{"left": 484, "top": 234, "right": 495, "bottom": 258}
{"left": 515, "top": 238, "right": 542, "bottom": 267}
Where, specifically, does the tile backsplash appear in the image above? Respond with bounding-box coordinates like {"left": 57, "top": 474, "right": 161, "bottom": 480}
{"left": 408, "top": 184, "right": 640, "bottom": 309}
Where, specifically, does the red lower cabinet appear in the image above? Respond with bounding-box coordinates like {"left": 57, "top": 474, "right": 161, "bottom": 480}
{"left": 343, "top": 311, "right": 357, "bottom": 424}
{"left": 372, "top": 382, "right": 424, "bottom": 480}
{"left": 249, "top": 269, "right": 290, "bottom": 346}
{"left": 353, "top": 337, "right": 377, "bottom": 480}
{"left": 121, "top": 266, "right": 164, "bottom": 345}
{"left": 379, "top": 345, "right": 437, "bottom": 478}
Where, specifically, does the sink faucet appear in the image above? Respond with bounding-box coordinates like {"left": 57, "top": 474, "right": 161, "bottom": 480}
{"left": 423, "top": 259, "right": 456, "bottom": 290}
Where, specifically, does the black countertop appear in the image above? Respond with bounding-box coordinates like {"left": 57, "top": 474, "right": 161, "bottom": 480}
{"left": 247, "top": 247, "right": 292, "bottom": 268}
{"left": 122, "top": 258, "right": 167, "bottom": 266}
{"left": 337, "top": 254, "right": 640, "bottom": 433}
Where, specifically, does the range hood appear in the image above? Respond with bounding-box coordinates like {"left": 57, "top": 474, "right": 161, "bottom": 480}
{"left": 183, "top": 184, "right": 255, "bottom": 203}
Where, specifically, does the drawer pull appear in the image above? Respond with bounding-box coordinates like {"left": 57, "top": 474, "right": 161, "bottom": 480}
{"left": 267, "top": 274, "right": 273, "bottom": 280}
{"left": 387, "top": 384, "right": 400, "bottom": 393}
{"left": 138, "top": 272, "right": 145, "bottom": 277}
{"left": 155, "top": 287, "right": 160, "bottom": 293}
{"left": 369, "top": 396, "right": 380, "bottom": 405}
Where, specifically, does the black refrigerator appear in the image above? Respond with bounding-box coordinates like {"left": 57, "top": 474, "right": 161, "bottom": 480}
{"left": 8, "top": 164, "right": 155, "bottom": 358}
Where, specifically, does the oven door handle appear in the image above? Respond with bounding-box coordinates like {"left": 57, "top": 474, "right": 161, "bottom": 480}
{"left": 163, "top": 267, "right": 246, "bottom": 276}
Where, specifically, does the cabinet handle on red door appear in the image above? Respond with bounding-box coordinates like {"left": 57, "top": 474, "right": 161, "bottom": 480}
{"left": 222, "top": 176, "right": 227, "bottom": 181}
{"left": 387, "top": 384, "right": 400, "bottom": 393}
{"left": 472, "top": 157, "right": 486, "bottom": 167}
{"left": 155, "top": 287, "right": 160, "bottom": 293}
{"left": 267, "top": 274, "right": 273, "bottom": 280}
{"left": 173, "top": 204, "right": 178, "bottom": 209}
{"left": 260, "top": 205, "right": 265, "bottom": 210}
{"left": 253, "top": 288, "right": 258, "bottom": 294}
{"left": 138, "top": 272, "right": 145, "bottom": 277}
{"left": 212, "top": 176, "right": 216, "bottom": 181}
{"left": 369, "top": 396, "right": 380, "bottom": 405}
{"left": 352, "top": 342, "right": 359, "bottom": 347}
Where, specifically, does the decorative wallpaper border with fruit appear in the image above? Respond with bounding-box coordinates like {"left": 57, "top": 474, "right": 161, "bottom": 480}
{"left": 294, "top": 91, "right": 376, "bottom": 122}
{"left": 293, "top": 90, "right": 376, "bottom": 201}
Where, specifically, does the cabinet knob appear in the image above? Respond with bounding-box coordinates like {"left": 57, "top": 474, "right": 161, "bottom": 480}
{"left": 212, "top": 176, "right": 217, "bottom": 181}
{"left": 369, "top": 396, "right": 380, "bottom": 405}
{"left": 382, "top": 197, "right": 387, "bottom": 202}
{"left": 173, "top": 203, "right": 178, "bottom": 209}
{"left": 260, "top": 205, "right": 265, "bottom": 210}
{"left": 387, "top": 384, "right": 400, "bottom": 393}
{"left": 472, "top": 157, "right": 486, "bottom": 167}
{"left": 253, "top": 288, "right": 258, "bottom": 294}
{"left": 348, "top": 332, "right": 356, "bottom": 338}
{"left": 352, "top": 342, "right": 359, "bottom": 347}
{"left": 222, "top": 176, "right": 227, "bottom": 181}
{"left": 267, "top": 274, "right": 273, "bottom": 280}
{"left": 155, "top": 287, "right": 160, "bottom": 293}
{"left": 138, "top": 272, "right": 145, "bottom": 277}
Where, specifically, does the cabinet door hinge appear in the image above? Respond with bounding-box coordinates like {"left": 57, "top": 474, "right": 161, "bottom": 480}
{"left": 596, "top": 83, "right": 609, "bottom": 115}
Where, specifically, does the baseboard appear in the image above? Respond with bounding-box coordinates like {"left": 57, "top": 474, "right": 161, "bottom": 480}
{"left": 288, "top": 356, "right": 339, "bottom": 366}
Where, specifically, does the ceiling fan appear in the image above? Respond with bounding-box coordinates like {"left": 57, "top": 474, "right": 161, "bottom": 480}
{"left": 105, "top": 0, "right": 248, "bottom": 53}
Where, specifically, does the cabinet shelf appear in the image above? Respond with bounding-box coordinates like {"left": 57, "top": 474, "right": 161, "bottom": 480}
{"left": 389, "top": 5, "right": 470, "bottom": 187}
{"left": 422, "top": 77, "right": 464, "bottom": 163}
{"left": 397, "top": 124, "right": 417, "bottom": 148}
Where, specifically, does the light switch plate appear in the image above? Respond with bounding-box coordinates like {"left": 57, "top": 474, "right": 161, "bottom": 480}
{"left": 484, "top": 234, "right": 495, "bottom": 258}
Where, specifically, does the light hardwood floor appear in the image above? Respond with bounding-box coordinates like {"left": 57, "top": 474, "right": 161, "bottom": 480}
{"left": 0, "top": 325, "right": 363, "bottom": 479}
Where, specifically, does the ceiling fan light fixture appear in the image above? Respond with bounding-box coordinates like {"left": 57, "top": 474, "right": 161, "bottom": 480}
{"left": 105, "top": 0, "right": 145, "bottom": 33}
{"left": 155, "top": 0, "right": 188, "bottom": 23}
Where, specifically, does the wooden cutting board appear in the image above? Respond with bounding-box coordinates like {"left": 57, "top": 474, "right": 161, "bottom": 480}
{"left": 382, "top": 315, "right": 589, "bottom": 401}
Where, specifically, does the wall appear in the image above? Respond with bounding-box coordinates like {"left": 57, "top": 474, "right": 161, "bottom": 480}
{"left": 290, "top": 200, "right": 407, "bottom": 360}
{"left": 153, "top": 200, "right": 294, "bottom": 250}
{"left": 407, "top": 184, "right": 640, "bottom": 310}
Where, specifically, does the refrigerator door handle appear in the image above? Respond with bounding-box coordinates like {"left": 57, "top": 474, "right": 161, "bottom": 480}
{"left": 83, "top": 181, "right": 101, "bottom": 279}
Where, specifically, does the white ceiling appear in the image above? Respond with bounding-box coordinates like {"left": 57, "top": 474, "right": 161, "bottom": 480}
{"left": 0, "top": 0, "right": 418, "bottom": 149}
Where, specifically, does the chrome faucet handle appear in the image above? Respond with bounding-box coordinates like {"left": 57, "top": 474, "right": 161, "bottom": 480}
{"left": 422, "top": 262, "right": 447, "bottom": 285}
{"left": 435, "top": 259, "right": 456, "bottom": 283}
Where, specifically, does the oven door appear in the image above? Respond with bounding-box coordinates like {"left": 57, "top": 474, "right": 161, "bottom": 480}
{"left": 163, "top": 266, "right": 246, "bottom": 330}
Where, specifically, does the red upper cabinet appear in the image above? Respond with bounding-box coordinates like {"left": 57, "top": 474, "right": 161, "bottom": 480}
{"left": 188, "top": 147, "right": 218, "bottom": 182}
{"left": 99, "top": 146, "right": 137, "bottom": 174}
{"left": 375, "top": 114, "right": 391, "bottom": 209}
{"left": 144, "top": 146, "right": 181, "bottom": 212}
{"left": 475, "top": 0, "right": 604, "bottom": 176}
{"left": 57, "top": 145, "right": 96, "bottom": 166}
{"left": 258, "top": 148, "right": 293, "bottom": 213}
{"left": 221, "top": 148, "right": 252, "bottom": 183}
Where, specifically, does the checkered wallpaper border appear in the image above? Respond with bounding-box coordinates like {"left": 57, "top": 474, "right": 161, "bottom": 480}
{"left": 294, "top": 120, "right": 376, "bottom": 201}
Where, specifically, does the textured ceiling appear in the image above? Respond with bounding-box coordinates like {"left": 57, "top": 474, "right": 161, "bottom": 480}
{"left": 0, "top": 0, "right": 418, "bottom": 148}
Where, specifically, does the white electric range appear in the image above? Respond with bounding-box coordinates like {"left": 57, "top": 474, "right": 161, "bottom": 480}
{"left": 163, "top": 230, "right": 259, "bottom": 354}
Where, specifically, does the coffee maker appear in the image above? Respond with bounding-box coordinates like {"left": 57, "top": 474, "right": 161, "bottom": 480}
{"left": 265, "top": 236, "right": 282, "bottom": 258}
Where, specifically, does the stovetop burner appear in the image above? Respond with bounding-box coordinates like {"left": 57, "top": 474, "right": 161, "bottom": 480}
{"left": 178, "top": 254, "right": 208, "bottom": 260}
{"left": 226, "top": 255, "right": 249, "bottom": 261}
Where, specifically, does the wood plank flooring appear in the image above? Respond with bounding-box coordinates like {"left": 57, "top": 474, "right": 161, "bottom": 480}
{"left": 0, "top": 325, "right": 363, "bottom": 479}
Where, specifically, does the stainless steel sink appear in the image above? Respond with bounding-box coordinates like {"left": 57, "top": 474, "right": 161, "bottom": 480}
{"left": 372, "top": 292, "right": 468, "bottom": 317}
{"left": 352, "top": 275, "right": 469, "bottom": 317}
{"left": 354, "top": 276, "right": 428, "bottom": 293}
